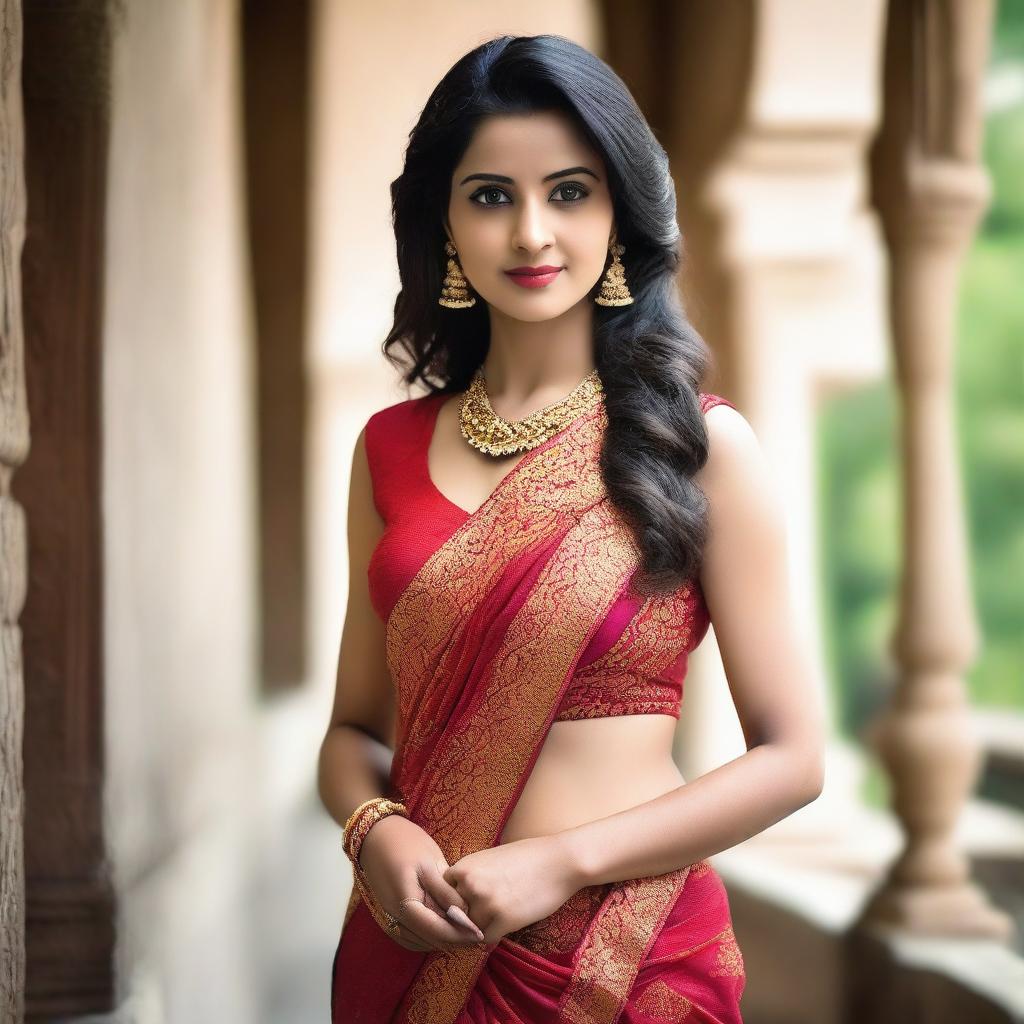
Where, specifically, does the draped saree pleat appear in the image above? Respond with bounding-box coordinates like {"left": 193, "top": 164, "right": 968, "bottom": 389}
{"left": 331, "top": 399, "right": 746, "bottom": 1023}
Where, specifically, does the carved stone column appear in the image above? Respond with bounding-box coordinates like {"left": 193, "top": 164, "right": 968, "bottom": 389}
{"left": 0, "top": 2, "right": 27, "bottom": 1020}
{"left": 862, "top": 0, "right": 1012, "bottom": 938}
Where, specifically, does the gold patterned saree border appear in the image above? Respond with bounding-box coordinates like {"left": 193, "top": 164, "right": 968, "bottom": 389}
{"left": 384, "top": 404, "right": 610, "bottom": 774}
{"left": 415, "top": 498, "right": 641, "bottom": 859}
{"left": 559, "top": 865, "right": 692, "bottom": 1024}
{"left": 397, "top": 500, "right": 642, "bottom": 1024}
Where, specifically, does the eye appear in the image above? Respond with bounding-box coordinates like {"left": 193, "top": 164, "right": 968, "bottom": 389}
{"left": 467, "top": 182, "right": 592, "bottom": 207}
{"left": 469, "top": 186, "right": 512, "bottom": 207}
{"left": 552, "top": 182, "right": 590, "bottom": 203}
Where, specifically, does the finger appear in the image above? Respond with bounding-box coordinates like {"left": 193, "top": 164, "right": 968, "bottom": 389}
{"left": 395, "top": 919, "right": 464, "bottom": 954}
{"left": 392, "top": 909, "right": 447, "bottom": 952}
{"left": 420, "top": 888, "right": 446, "bottom": 917}
{"left": 417, "top": 894, "right": 483, "bottom": 947}
{"left": 392, "top": 925, "right": 433, "bottom": 952}
{"left": 419, "top": 862, "right": 486, "bottom": 942}
{"left": 383, "top": 906, "right": 435, "bottom": 952}
{"left": 446, "top": 904, "right": 486, "bottom": 941}
{"left": 400, "top": 896, "right": 477, "bottom": 950}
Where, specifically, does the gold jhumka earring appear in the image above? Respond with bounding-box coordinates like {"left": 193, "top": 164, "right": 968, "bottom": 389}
{"left": 595, "top": 241, "right": 633, "bottom": 306}
{"left": 438, "top": 240, "right": 476, "bottom": 308}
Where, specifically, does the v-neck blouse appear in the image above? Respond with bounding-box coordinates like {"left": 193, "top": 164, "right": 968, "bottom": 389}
{"left": 363, "top": 389, "right": 735, "bottom": 721}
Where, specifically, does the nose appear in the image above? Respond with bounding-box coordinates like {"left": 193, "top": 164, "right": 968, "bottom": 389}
{"left": 511, "top": 194, "right": 555, "bottom": 255}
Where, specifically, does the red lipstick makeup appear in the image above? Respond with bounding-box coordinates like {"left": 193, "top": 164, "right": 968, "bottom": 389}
{"left": 504, "top": 265, "right": 563, "bottom": 288}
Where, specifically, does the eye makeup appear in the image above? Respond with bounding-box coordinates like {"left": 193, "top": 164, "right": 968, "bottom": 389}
{"left": 469, "top": 182, "right": 592, "bottom": 207}
{"left": 458, "top": 165, "right": 600, "bottom": 187}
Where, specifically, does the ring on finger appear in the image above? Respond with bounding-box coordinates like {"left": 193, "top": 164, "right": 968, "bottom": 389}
{"left": 385, "top": 911, "right": 431, "bottom": 951}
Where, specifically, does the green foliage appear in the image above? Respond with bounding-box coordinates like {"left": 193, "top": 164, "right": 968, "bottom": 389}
{"left": 957, "top": 234, "right": 1024, "bottom": 708}
{"left": 981, "top": 105, "right": 1024, "bottom": 236}
{"left": 993, "top": 0, "right": 1024, "bottom": 65}
{"left": 819, "top": 386, "right": 899, "bottom": 740}
{"left": 860, "top": 754, "right": 891, "bottom": 811}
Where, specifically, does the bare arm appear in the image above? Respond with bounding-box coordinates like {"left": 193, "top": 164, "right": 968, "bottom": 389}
{"left": 317, "top": 425, "right": 397, "bottom": 828}
{"left": 318, "top": 427, "right": 492, "bottom": 952}
{"left": 555, "top": 403, "right": 827, "bottom": 886}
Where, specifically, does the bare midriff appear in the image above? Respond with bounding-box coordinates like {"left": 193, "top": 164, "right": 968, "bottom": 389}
{"left": 497, "top": 713, "right": 687, "bottom": 846}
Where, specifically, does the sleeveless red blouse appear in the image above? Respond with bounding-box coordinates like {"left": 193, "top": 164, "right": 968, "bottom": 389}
{"left": 364, "top": 390, "right": 735, "bottom": 721}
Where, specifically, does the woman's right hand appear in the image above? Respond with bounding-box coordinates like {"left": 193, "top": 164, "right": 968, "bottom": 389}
{"left": 356, "top": 814, "right": 488, "bottom": 953}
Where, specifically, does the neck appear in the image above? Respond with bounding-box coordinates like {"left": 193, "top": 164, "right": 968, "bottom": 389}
{"left": 480, "top": 298, "right": 597, "bottom": 418}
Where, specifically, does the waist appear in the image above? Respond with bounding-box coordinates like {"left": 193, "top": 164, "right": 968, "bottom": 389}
{"left": 499, "top": 715, "right": 686, "bottom": 845}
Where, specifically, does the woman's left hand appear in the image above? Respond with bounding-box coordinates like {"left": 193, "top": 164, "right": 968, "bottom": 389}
{"left": 442, "top": 833, "right": 585, "bottom": 944}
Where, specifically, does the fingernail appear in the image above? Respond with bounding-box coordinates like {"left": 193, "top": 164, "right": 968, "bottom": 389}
{"left": 446, "top": 905, "right": 485, "bottom": 940}
{"left": 445, "top": 905, "right": 473, "bottom": 929}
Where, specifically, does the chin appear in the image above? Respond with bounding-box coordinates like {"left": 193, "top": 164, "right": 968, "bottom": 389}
{"left": 498, "top": 301, "right": 578, "bottom": 324}
{"left": 494, "top": 288, "right": 591, "bottom": 321}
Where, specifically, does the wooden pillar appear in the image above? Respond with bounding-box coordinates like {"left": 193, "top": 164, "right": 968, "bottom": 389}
{"left": 0, "top": 2, "right": 27, "bottom": 1018}
{"left": 17, "top": 0, "right": 116, "bottom": 1014}
{"left": 862, "top": 0, "right": 1012, "bottom": 939}
{"left": 242, "top": 0, "right": 313, "bottom": 694}
{"left": 598, "top": 0, "right": 755, "bottom": 404}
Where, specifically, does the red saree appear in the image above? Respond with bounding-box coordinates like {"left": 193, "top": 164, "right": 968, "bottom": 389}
{"left": 331, "top": 393, "right": 746, "bottom": 1023}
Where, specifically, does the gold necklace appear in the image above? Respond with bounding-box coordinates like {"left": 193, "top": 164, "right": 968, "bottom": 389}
{"left": 459, "top": 367, "right": 604, "bottom": 457}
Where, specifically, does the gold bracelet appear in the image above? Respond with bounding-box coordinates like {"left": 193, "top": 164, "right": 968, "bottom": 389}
{"left": 342, "top": 797, "right": 388, "bottom": 855}
{"left": 342, "top": 797, "right": 408, "bottom": 867}
{"left": 341, "top": 796, "right": 409, "bottom": 935}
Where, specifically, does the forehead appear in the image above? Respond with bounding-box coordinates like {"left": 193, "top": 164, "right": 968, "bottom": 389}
{"left": 454, "top": 111, "right": 601, "bottom": 175}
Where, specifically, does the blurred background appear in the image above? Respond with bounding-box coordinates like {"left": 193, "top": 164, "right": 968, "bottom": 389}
{"left": 1, "top": 1, "right": 1021, "bottom": 1022}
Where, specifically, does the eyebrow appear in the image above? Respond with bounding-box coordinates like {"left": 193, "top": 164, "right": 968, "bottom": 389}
{"left": 458, "top": 166, "right": 600, "bottom": 187}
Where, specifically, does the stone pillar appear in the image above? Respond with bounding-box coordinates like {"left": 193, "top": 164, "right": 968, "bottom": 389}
{"left": 862, "top": 0, "right": 1012, "bottom": 939}
{"left": 0, "top": 1, "right": 27, "bottom": 1019}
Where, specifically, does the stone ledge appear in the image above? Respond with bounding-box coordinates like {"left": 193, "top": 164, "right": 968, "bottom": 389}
{"left": 972, "top": 708, "right": 1024, "bottom": 766}
{"left": 710, "top": 796, "right": 1024, "bottom": 1024}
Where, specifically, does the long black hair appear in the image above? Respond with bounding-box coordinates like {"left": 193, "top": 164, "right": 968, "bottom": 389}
{"left": 383, "top": 33, "right": 716, "bottom": 596}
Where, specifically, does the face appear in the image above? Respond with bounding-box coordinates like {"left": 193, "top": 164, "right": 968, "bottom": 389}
{"left": 445, "top": 110, "right": 616, "bottom": 323}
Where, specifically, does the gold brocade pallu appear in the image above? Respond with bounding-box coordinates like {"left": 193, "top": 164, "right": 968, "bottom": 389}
{"left": 331, "top": 398, "right": 746, "bottom": 1023}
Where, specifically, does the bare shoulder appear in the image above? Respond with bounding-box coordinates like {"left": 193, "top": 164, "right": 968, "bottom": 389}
{"left": 696, "top": 402, "right": 788, "bottom": 556}
{"left": 697, "top": 404, "right": 771, "bottom": 493}
{"left": 347, "top": 424, "right": 383, "bottom": 556}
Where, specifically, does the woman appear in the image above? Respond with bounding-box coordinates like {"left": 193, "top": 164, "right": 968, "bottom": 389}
{"left": 319, "top": 33, "right": 825, "bottom": 1023}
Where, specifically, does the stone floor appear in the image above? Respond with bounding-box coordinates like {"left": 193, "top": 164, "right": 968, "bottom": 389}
{"left": 249, "top": 788, "right": 349, "bottom": 1024}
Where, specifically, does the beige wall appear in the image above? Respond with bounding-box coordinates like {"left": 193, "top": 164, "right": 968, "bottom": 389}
{"left": 102, "top": 0, "right": 261, "bottom": 1017}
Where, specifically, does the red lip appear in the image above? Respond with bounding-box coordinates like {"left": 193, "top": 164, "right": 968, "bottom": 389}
{"left": 505, "top": 265, "right": 563, "bottom": 275}
{"left": 504, "top": 267, "right": 562, "bottom": 289}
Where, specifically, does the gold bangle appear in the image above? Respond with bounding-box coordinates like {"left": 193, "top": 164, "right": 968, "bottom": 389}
{"left": 342, "top": 797, "right": 408, "bottom": 866}
{"left": 341, "top": 796, "right": 409, "bottom": 936}
{"left": 342, "top": 797, "right": 386, "bottom": 851}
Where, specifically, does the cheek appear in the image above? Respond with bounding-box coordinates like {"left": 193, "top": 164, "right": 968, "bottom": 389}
{"left": 572, "top": 236, "right": 611, "bottom": 282}
{"left": 452, "top": 221, "right": 505, "bottom": 269}
{"left": 568, "top": 214, "right": 613, "bottom": 266}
